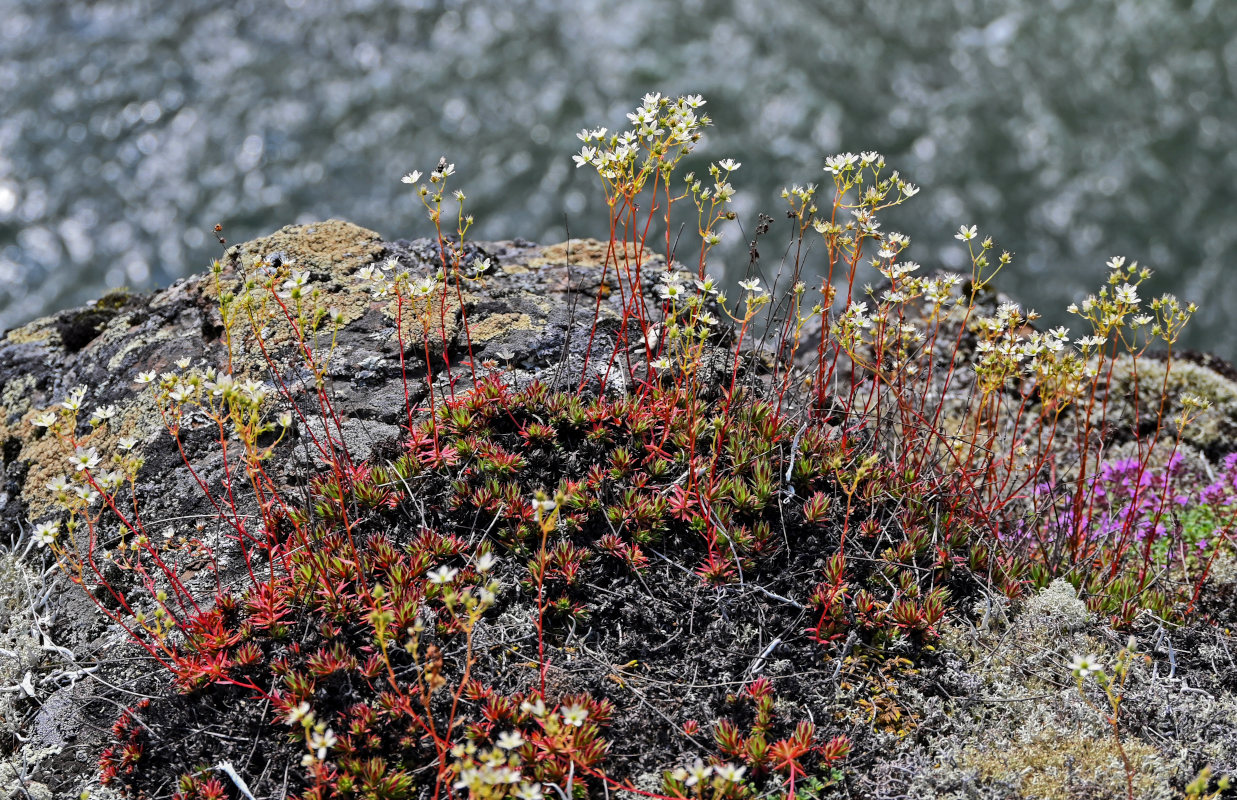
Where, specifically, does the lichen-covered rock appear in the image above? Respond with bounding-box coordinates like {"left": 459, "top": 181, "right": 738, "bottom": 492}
{"left": 0, "top": 224, "right": 667, "bottom": 547}
{"left": 0, "top": 222, "right": 672, "bottom": 797}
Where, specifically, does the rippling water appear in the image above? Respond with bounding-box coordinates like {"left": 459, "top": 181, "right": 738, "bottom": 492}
{"left": 2, "top": 0, "right": 1234, "bottom": 354}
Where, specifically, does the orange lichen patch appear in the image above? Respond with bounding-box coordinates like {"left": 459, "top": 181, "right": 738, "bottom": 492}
{"left": 14, "top": 394, "right": 165, "bottom": 522}
{"left": 529, "top": 238, "right": 663, "bottom": 269}
{"left": 223, "top": 219, "right": 385, "bottom": 282}
{"left": 199, "top": 221, "right": 391, "bottom": 376}
{"left": 466, "top": 312, "right": 535, "bottom": 344}
{"left": 3, "top": 318, "right": 61, "bottom": 348}
{"left": 381, "top": 292, "right": 462, "bottom": 355}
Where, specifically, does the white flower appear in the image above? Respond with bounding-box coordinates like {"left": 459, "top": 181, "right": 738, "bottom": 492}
{"left": 31, "top": 412, "right": 58, "bottom": 429}
{"left": 515, "top": 783, "right": 544, "bottom": 800}
{"left": 1106, "top": 256, "right": 1126, "bottom": 271}
{"left": 471, "top": 257, "right": 492, "bottom": 274}
{"left": 308, "top": 728, "right": 336, "bottom": 760}
{"left": 176, "top": 357, "right": 191, "bottom": 369}
{"left": 714, "top": 763, "right": 746, "bottom": 783}
{"left": 401, "top": 170, "right": 422, "bottom": 185}
{"left": 496, "top": 730, "right": 525, "bottom": 750}
{"left": 901, "top": 182, "right": 920, "bottom": 197}
{"left": 955, "top": 225, "right": 978, "bottom": 242}
{"left": 649, "top": 358, "right": 671, "bottom": 371}
{"left": 135, "top": 370, "right": 157, "bottom": 385}
{"left": 684, "top": 760, "right": 712, "bottom": 787}
{"left": 277, "top": 411, "right": 294, "bottom": 428}
{"left": 717, "top": 158, "right": 741, "bottom": 172}
{"left": 286, "top": 701, "right": 314, "bottom": 726}
{"left": 69, "top": 447, "right": 101, "bottom": 473}
{"left": 560, "top": 703, "right": 588, "bottom": 727}
{"left": 89, "top": 405, "right": 117, "bottom": 425}
{"left": 431, "top": 161, "right": 456, "bottom": 181}
{"left": 427, "top": 565, "right": 458, "bottom": 585}
{"left": 859, "top": 150, "right": 882, "bottom": 165}
{"left": 572, "top": 146, "right": 597, "bottom": 168}
{"left": 72, "top": 484, "right": 98, "bottom": 504}
{"left": 117, "top": 436, "right": 139, "bottom": 451}
{"left": 738, "top": 277, "right": 764, "bottom": 294}
{"left": 33, "top": 520, "right": 59, "bottom": 548}
{"left": 474, "top": 551, "right": 498, "bottom": 573}
{"left": 1114, "top": 283, "right": 1139, "bottom": 305}
{"left": 576, "top": 128, "right": 592, "bottom": 142}
{"left": 658, "top": 282, "right": 684, "bottom": 301}
{"left": 62, "top": 386, "right": 87, "bottom": 411}
{"left": 824, "top": 153, "right": 858, "bottom": 174}
{"left": 1068, "top": 653, "right": 1103, "bottom": 679}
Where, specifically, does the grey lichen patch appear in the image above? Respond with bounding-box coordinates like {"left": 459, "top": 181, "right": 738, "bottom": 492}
{"left": 1025, "top": 578, "right": 1092, "bottom": 633}
{"left": 923, "top": 578, "right": 1236, "bottom": 799}
{"left": 1, "top": 372, "right": 38, "bottom": 413}
{"left": 956, "top": 725, "right": 1168, "bottom": 800}
{"left": 1107, "top": 354, "right": 1237, "bottom": 454}
{"left": 0, "top": 553, "right": 42, "bottom": 733}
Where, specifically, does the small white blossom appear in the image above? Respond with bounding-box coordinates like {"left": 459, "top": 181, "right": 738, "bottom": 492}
{"left": 427, "top": 565, "right": 459, "bottom": 585}
{"left": 1069, "top": 653, "right": 1103, "bottom": 679}
{"left": 515, "top": 783, "right": 544, "bottom": 800}
{"left": 572, "top": 146, "right": 598, "bottom": 168}
{"left": 824, "top": 152, "right": 858, "bottom": 174}
{"left": 62, "top": 386, "right": 87, "bottom": 412}
{"left": 401, "top": 170, "right": 422, "bottom": 184}
{"left": 89, "top": 405, "right": 117, "bottom": 425}
{"left": 717, "top": 158, "right": 741, "bottom": 172}
{"left": 69, "top": 447, "right": 101, "bottom": 473}
{"left": 955, "top": 225, "right": 978, "bottom": 242}
{"left": 1114, "top": 283, "right": 1139, "bottom": 305}
{"left": 286, "top": 701, "right": 314, "bottom": 726}
{"left": 308, "top": 728, "right": 336, "bottom": 760}
{"left": 496, "top": 730, "right": 525, "bottom": 750}
{"left": 33, "top": 520, "right": 59, "bottom": 548}
{"left": 560, "top": 704, "right": 588, "bottom": 727}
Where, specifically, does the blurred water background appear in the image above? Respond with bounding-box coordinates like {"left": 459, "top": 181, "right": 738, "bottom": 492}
{"left": 1, "top": 0, "right": 1234, "bottom": 354}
